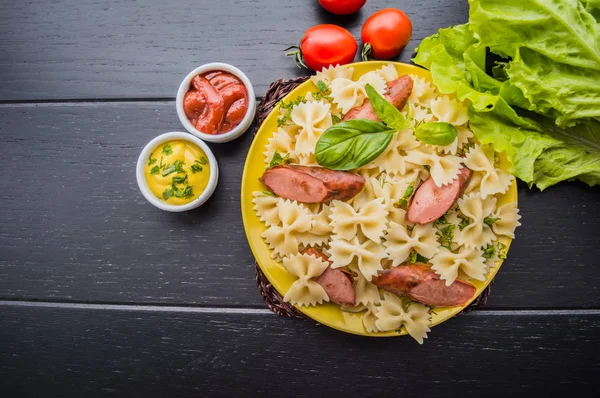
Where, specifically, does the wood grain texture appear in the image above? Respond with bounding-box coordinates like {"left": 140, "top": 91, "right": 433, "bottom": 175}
{"left": 0, "top": 103, "right": 599, "bottom": 307}
{"left": 0, "top": 0, "right": 468, "bottom": 101}
{"left": 1, "top": 303, "right": 599, "bottom": 397}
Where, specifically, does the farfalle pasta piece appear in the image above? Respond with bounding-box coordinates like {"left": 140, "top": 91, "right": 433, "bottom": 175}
{"left": 491, "top": 202, "right": 521, "bottom": 238}
{"left": 348, "top": 264, "right": 381, "bottom": 306}
{"left": 329, "top": 236, "right": 386, "bottom": 281}
{"left": 351, "top": 169, "right": 378, "bottom": 211}
{"left": 405, "top": 147, "right": 462, "bottom": 187}
{"left": 430, "top": 96, "right": 468, "bottom": 126}
{"left": 252, "top": 191, "right": 280, "bottom": 226}
{"left": 297, "top": 205, "right": 333, "bottom": 247}
{"left": 358, "top": 71, "right": 387, "bottom": 94}
{"left": 436, "top": 125, "right": 474, "bottom": 155}
{"left": 290, "top": 100, "right": 332, "bottom": 155}
{"left": 311, "top": 64, "right": 354, "bottom": 86}
{"left": 374, "top": 292, "right": 431, "bottom": 344}
{"left": 261, "top": 199, "right": 314, "bottom": 258}
{"left": 456, "top": 193, "right": 497, "bottom": 248}
{"left": 367, "top": 134, "right": 421, "bottom": 176}
{"left": 411, "top": 104, "right": 435, "bottom": 124}
{"left": 329, "top": 198, "right": 388, "bottom": 242}
{"left": 430, "top": 246, "right": 486, "bottom": 286}
{"left": 363, "top": 303, "right": 380, "bottom": 333}
{"left": 463, "top": 145, "right": 513, "bottom": 199}
{"left": 409, "top": 75, "right": 437, "bottom": 107}
{"left": 375, "top": 63, "right": 399, "bottom": 82}
{"left": 264, "top": 128, "right": 295, "bottom": 164}
{"left": 282, "top": 253, "right": 330, "bottom": 307}
{"left": 371, "top": 173, "right": 411, "bottom": 224}
{"left": 296, "top": 152, "right": 318, "bottom": 167}
{"left": 384, "top": 222, "right": 439, "bottom": 266}
{"left": 330, "top": 72, "right": 386, "bottom": 114}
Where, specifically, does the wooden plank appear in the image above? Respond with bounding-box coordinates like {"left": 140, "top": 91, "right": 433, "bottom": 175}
{"left": 0, "top": 0, "right": 468, "bottom": 101}
{"left": 0, "top": 102, "right": 599, "bottom": 307}
{"left": 1, "top": 303, "right": 598, "bottom": 396}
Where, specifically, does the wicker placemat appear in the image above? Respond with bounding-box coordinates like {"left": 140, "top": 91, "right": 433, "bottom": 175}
{"left": 252, "top": 76, "right": 492, "bottom": 320}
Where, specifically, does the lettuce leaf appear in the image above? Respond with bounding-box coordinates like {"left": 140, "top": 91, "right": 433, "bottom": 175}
{"left": 413, "top": 0, "right": 600, "bottom": 190}
{"left": 469, "top": 0, "right": 600, "bottom": 127}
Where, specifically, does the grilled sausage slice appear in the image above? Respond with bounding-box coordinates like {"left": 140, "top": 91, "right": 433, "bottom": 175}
{"left": 302, "top": 248, "right": 355, "bottom": 306}
{"left": 407, "top": 166, "right": 472, "bottom": 225}
{"left": 372, "top": 263, "right": 476, "bottom": 307}
{"left": 343, "top": 75, "right": 413, "bottom": 122}
{"left": 260, "top": 165, "right": 365, "bottom": 204}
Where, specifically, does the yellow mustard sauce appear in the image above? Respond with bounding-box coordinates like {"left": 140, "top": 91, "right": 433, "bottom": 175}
{"left": 144, "top": 140, "right": 210, "bottom": 205}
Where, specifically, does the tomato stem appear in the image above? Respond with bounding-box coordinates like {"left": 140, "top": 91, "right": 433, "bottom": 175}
{"left": 284, "top": 45, "right": 307, "bottom": 69}
{"left": 361, "top": 42, "right": 373, "bottom": 61}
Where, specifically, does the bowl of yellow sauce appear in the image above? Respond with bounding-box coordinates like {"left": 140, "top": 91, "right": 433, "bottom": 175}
{"left": 136, "top": 132, "right": 218, "bottom": 211}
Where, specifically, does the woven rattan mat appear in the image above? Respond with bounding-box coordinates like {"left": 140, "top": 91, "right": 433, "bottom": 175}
{"left": 252, "top": 76, "right": 491, "bottom": 319}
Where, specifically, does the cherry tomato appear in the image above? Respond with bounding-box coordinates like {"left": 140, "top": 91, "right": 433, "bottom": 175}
{"left": 318, "top": 0, "right": 366, "bottom": 15}
{"left": 361, "top": 8, "right": 412, "bottom": 60}
{"left": 287, "top": 24, "right": 357, "bottom": 71}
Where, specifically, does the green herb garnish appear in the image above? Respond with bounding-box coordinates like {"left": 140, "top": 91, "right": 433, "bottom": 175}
{"left": 147, "top": 155, "right": 157, "bottom": 166}
{"left": 266, "top": 151, "right": 291, "bottom": 170}
{"left": 162, "top": 188, "right": 174, "bottom": 200}
{"left": 150, "top": 165, "right": 159, "bottom": 175}
{"left": 198, "top": 156, "right": 207, "bottom": 165}
{"left": 331, "top": 114, "right": 342, "bottom": 124}
{"left": 365, "top": 83, "right": 409, "bottom": 130}
{"left": 191, "top": 163, "right": 203, "bottom": 173}
{"left": 315, "top": 119, "right": 395, "bottom": 170}
{"left": 438, "top": 224, "right": 456, "bottom": 249}
{"left": 172, "top": 174, "right": 188, "bottom": 185}
{"left": 261, "top": 190, "right": 275, "bottom": 197}
{"left": 396, "top": 184, "right": 415, "bottom": 208}
{"left": 484, "top": 216, "right": 501, "bottom": 226}
{"left": 482, "top": 243, "right": 495, "bottom": 260}
{"left": 458, "top": 215, "right": 472, "bottom": 230}
{"left": 408, "top": 250, "right": 429, "bottom": 264}
{"left": 162, "top": 144, "right": 173, "bottom": 156}
{"left": 434, "top": 214, "right": 449, "bottom": 227}
{"left": 162, "top": 160, "right": 185, "bottom": 177}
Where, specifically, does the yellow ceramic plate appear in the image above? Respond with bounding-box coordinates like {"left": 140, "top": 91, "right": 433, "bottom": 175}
{"left": 241, "top": 61, "right": 517, "bottom": 337}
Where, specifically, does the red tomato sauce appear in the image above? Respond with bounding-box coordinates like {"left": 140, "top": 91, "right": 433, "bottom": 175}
{"left": 183, "top": 71, "right": 249, "bottom": 135}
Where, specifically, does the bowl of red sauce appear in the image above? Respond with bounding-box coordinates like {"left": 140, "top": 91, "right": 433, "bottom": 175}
{"left": 176, "top": 63, "right": 256, "bottom": 143}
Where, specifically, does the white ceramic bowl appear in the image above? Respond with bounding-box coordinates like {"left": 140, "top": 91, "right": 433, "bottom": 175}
{"left": 136, "top": 132, "right": 219, "bottom": 212}
{"left": 176, "top": 62, "right": 256, "bottom": 143}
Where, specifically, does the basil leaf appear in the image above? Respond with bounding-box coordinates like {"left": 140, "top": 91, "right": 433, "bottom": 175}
{"left": 365, "top": 83, "right": 409, "bottom": 130}
{"left": 415, "top": 122, "right": 458, "bottom": 146}
{"left": 315, "top": 119, "right": 395, "bottom": 170}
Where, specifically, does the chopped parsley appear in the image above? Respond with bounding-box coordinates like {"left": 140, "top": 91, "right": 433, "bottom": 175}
{"left": 147, "top": 155, "right": 157, "bottom": 166}
{"left": 150, "top": 165, "right": 159, "bottom": 175}
{"left": 482, "top": 244, "right": 495, "bottom": 260}
{"left": 266, "top": 151, "right": 290, "bottom": 170}
{"left": 331, "top": 114, "right": 342, "bottom": 124}
{"left": 172, "top": 174, "right": 188, "bottom": 185}
{"left": 261, "top": 190, "right": 275, "bottom": 197}
{"left": 438, "top": 224, "right": 456, "bottom": 250}
{"left": 162, "top": 144, "right": 173, "bottom": 156}
{"left": 458, "top": 214, "right": 472, "bottom": 230}
{"left": 173, "top": 185, "right": 194, "bottom": 199}
{"left": 396, "top": 184, "right": 415, "bottom": 208}
{"left": 198, "top": 156, "right": 207, "bottom": 165}
{"left": 162, "top": 160, "right": 185, "bottom": 177}
{"left": 408, "top": 249, "right": 429, "bottom": 264}
{"left": 433, "top": 214, "right": 449, "bottom": 227}
{"left": 191, "top": 163, "right": 203, "bottom": 173}
{"left": 484, "top": 216, "right": 501, "bottom": 226}
{"left": 277, "top": 96, "right": 307, "bottom": 127}
{"left": 162, "top": 188, "right": 174, "bottom": 200}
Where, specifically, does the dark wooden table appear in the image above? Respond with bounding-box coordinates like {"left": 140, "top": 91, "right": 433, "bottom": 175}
{"left": 1, "top": 0, "right": 599, "bottom": 396}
